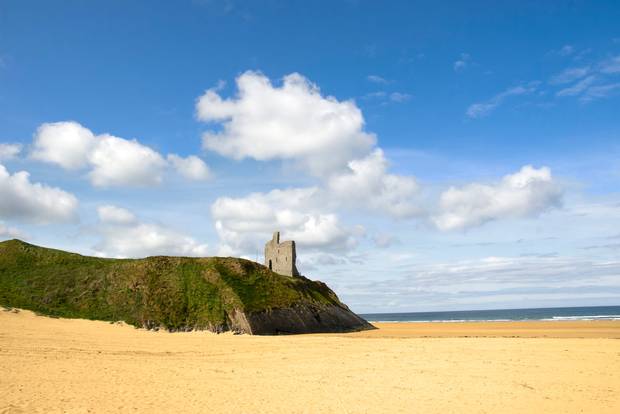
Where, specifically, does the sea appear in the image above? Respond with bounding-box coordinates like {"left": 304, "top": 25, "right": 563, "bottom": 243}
{"left": 360, "top": 305, "right": 620, "bottom": 323}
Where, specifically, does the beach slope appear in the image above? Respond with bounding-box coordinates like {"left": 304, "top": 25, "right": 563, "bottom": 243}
{"left": 1, "top": 309, "right": 619, "bottom": 413}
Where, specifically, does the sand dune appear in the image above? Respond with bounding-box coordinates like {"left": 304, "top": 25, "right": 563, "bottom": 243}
{"left": 1, "top": 309, "right": 619, "bottom": 413}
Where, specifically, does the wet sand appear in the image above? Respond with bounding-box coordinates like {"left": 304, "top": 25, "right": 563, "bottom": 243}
{"left": 1, "top": 309, "right": 619, "bottom": 413}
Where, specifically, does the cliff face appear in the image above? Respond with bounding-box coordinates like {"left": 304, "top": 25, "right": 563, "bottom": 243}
{"left": 0, "top": 239, "right": 374, "bottom": 335}
{"left": 229, "top": 303, "right": 373, "bottom": 335}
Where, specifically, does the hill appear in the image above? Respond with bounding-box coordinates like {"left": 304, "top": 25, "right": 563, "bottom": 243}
{"left": 0, "top": 239, "right": 373, "bottom": 334}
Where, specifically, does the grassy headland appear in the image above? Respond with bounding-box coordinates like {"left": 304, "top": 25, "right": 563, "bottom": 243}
{"left": 0, "top": 239, "right": 357, "bottom": 333}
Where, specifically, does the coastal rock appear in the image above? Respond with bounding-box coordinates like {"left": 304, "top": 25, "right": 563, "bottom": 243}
{"left": 230, "top": 303, "right": 374, "bottom": 335}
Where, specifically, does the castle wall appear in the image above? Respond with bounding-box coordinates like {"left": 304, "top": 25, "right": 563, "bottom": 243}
{"left": 264, "top": 232, "right": 299, "bottom": 277}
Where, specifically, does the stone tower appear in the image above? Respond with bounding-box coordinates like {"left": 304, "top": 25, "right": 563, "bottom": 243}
{"left": 264, "top": 231, "right": 300, "bottom": 277}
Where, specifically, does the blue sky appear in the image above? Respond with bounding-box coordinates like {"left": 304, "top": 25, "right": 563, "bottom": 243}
{"left": 1, "top": 0, "right": 619, "bottom": 313}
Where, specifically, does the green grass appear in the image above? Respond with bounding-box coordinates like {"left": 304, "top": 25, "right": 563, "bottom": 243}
{"left": 0, "top": 239, "right": 342, "bottom": 331}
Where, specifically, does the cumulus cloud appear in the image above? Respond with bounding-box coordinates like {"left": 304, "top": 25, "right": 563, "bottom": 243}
{"left": 196, "top": 71, "right": 376, "bottom": 176}
{"left": 89, "top": 134, "right": 167, "bottom": 187}
{"left": 432, "top": 165, "right": 563, "bottom": 231}
{"left": 466, "top": 83, "right": 538, "bottom": 118}
{"left": 194, "top": 71, "right": 432, "bottom": 255}
{"left": 210, "top": 159, "right": 420, "bottom": 254}
{"left": 0, "top": 143, "right": 22, "bottom": 160}
{"left": 167, "top": 154, "right": 211, "bottom": 181}
{"left": 211, "top": 187, "right": 359, "bottom": 255}
{"left": 97, "top": 205, "right": 137, "bottom": 225}
{"left": 209, "top": 149, "right": 423, "bottom": 254}
{"left": 31, "top": 121, "right": 209, "bottom": 187}
{"left": 0, "top": 163, "right": 78, "bottom": 223}
{"left": 327, "top": 149, "right": 421, "bottom": 218}
{"left": 94, "top": 205, "right": 208, "bottom": 258}
{"left": 286, "top": 215, "right": 359, "bottom": 249}
{"left": 31, "top": 122, "right": 95, "bottom": 169}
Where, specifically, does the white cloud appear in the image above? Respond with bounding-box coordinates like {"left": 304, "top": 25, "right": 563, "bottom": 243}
{"left": 32, "top": 122, "right": 95, "bottom": 169}
{"left": 433, "top": 165, "right": 563, "bottom": 231}
{"left": 600, "top": 55, "right": 620, "bottom": 74}
{"left": 209, "top": 152, "right": 421, "bottom": 253}
{"left": 556, "top": 75, "right": 597, "bottom": 97}
{"left": 389, "top": 92, "right": 411, "bottom": 102}
{"left": 211, "top": 187, "right": 359, "bottom": 255}
{"left": 197, "top": 71, "right": 421, "bottom": 247}
{"left": 367, "top": 75, "right": 390, "bottom": 84}
{"left": 364, "top": 91, "right": 411, "bottom": 104}
{"left": 97, "top": 205, "right": 137, "bottom": 225}
{"left": 0, "top": 143, "right": 22, "bottom": 160}
{"left": 31, "top": 121, "right": 206, "bottom": 187}
{"left": 167, "top": 154, "right": 211, "bottom": 181}
{"left": 88, "top": 134, "right": 167, "bottom": 187}
{"left": 327, "top": 149, "right": 421, "bottom": 218}
{"left": 466, "top": 83, "right": 538, "bottom": 118}
{"left": 196, "top": 71, "right": 376, "bottom": 176}
{"left": 551, "top": 55, "right": 620, "bottom": 102}
{"left": 549, "top": 66, "right": 590, "bottom": 85}
{"left": 0, "top": 163, "right": 78, "bottom": 223}
{"left": 579, "top": 82, "right": 620, "bottom": 102}
{"left": 209, "top": 147, "right": 422, "bottom": 255}
{"left": 286, "top": 214, "right": 356, "bottom": 248}
{"left": 453, "top": 53, "right": 470, "bottom": 71}
{"left": 94, "top": 205, "right": 208, "bottom": 258}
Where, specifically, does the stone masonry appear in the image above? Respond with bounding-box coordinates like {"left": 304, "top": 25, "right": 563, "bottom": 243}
{"left": 264, "top": 231, "right": 300, "bottom": 277}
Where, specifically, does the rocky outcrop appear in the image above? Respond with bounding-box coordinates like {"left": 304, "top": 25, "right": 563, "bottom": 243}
{"left": 228, "top": 303, "right": 374, "bottom": 335}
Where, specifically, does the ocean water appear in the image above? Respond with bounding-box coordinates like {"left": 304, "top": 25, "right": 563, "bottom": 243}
{"left": 360, "top": 305, "right": 620, "bottom": 323}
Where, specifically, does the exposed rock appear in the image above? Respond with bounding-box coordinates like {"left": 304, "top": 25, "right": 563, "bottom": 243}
{"left": 237, "top": 303, "right": 375, "bottom": 335}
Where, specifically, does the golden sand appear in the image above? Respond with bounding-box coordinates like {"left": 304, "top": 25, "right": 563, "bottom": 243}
{"left": 1, "top": 309, "right": 619, "bottom": 413}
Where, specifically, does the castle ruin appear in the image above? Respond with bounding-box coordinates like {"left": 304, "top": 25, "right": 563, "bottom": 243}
{"left": 264, "top": 231, "right": 300, "bottom": 277}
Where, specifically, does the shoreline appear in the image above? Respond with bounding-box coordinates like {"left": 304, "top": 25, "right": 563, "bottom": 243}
{"left": 365, "top": 317, "right": 620, "bottom": 323}
{"left": 3, "top": 307, "right": 620, "bottom": 338}
{"left": 353, "top": 320, "right": 620, "bottom": 339}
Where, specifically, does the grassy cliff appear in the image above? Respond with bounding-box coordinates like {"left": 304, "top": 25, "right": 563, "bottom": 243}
{"left": 0, "top": 239, "right": 370, "bottom": 334}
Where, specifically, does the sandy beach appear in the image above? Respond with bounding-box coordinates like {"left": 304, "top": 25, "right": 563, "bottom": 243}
{"left": 1, "top": 309, "right": 619, "bottom": 413}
